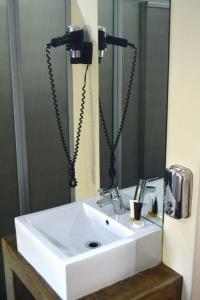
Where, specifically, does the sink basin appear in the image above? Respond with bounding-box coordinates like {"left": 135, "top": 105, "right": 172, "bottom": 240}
{"left": 15, "top": 202, "right": 136, "bottom": 299}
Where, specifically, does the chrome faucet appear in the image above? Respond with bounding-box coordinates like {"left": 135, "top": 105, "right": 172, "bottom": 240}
{"left": 135, "top": 177, "right": 157, "bottom": 203}
{"left": 97, "top": 186, "right": 126, "bottom": 215}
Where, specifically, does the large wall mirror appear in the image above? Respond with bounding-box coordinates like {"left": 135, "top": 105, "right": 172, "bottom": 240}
{"left": 98, "top": 0, "right": 170, "bottom": 226}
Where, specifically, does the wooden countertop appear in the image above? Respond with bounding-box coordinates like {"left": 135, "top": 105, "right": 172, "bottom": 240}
{"left": 2, "top": 236, "right": 182, "bottom": 300}
{"left": 81, "top": 264, "right": 182, "bottom": 300}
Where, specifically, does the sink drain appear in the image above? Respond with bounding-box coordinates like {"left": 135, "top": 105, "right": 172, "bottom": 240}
{"left": 85, "top": 241, "right": 101, "bottom": 249}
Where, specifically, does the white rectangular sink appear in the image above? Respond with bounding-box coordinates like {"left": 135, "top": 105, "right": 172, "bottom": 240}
{"left": 15, "top": 202, "right": 137, "bottom": 300}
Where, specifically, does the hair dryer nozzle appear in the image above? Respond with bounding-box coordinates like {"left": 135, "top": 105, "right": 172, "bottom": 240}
{"left": 49, "top": 33, "right": 70, "bottom": 48}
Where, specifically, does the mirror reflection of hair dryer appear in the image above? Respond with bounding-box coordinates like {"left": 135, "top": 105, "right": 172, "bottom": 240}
{"left": 98, "top": 25, "right": 136, "bottom": 62}
{"left": 98, "top": 26, "right": 138, "bottom": 187}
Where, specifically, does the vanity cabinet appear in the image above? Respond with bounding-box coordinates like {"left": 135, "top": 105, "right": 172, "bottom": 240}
{"left": 2, "top": 236, "right": 182, "bottom": 300}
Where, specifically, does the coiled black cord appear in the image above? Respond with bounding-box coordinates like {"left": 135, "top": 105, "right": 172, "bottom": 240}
{"left": 46, "top": 45, "right": 89, "bottom": 188}
{"left": 99, "top": 45, "right": 138, "bottom": 187}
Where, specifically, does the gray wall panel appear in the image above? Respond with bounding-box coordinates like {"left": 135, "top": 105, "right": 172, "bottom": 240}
{"left": 19, "top": 0, "right": 71, "bottom": 211}
{"left": 0, "top": 0, "right": 20, "bottom": 298}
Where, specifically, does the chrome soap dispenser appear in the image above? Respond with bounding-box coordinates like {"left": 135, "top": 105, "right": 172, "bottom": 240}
{"left": 164, "top": 165, "right": 193, "bottom": 219}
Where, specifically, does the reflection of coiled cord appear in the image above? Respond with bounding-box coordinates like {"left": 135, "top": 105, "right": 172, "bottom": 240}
{"left": 46, "top": 45, "right": 89, "bottom": 188}
{"left": 99, "top": 45, "right": 138, "bottom": 187}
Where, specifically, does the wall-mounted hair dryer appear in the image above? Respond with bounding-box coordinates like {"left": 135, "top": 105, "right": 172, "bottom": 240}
{"left": 47, "top": 25, "right": 92, "bottom": 64}
{"left": 98, "top": 25, "right": 136, "bottom": 62}
{"left": 46, "top": 25, "right": 92, "bottom": 188}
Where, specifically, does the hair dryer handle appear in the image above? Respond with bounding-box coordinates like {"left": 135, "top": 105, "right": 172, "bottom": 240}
{"left": 49, "top": 34, "right": 70, "bottom": 48}
{"left": 106, "top": 35, "right": 128, "bottom": 48}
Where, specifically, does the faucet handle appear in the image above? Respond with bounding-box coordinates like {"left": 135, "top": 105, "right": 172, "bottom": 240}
{"left": 109, "top": 186, "right": 126, "bottom": 212}
{"left": 109, "top": 186, "right": 120, "bottom": 200}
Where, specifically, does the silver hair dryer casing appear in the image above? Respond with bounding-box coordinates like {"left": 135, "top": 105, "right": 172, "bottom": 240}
{"left": 164, "top": 165, "right": 193, "bottom": 219}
